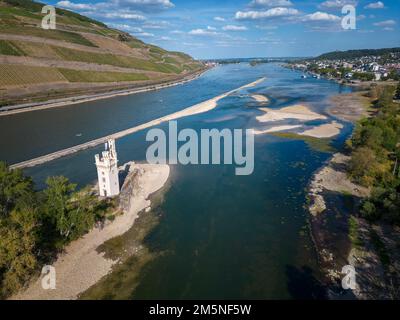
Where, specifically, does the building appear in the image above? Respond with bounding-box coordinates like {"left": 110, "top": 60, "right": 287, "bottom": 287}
{"left": 95, "top": 139, "right": 120, "bottom": 197}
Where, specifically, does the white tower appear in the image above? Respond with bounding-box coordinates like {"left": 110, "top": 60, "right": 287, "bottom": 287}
{"left": 95, "top": 139, "right": 120, "bottom": 197}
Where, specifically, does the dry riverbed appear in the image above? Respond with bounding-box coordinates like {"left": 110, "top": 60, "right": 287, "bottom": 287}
{"left": 328, "top": 91, "right": 371, "bottom": 122}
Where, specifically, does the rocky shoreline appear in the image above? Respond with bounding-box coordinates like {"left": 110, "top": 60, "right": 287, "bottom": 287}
{"left": 308, "top": 153, "right": 400, "bottom": 299}
{"left": 307, "top": 153, "right": 369, "bottom": 297}
{"left": 306, "top": 87, "right": 375, "bottom": 299}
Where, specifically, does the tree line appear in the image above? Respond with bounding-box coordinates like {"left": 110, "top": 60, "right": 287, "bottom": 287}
{"left": 347, "top": 82, "right": 400, "bottom": 224}
{"left": 316, "top": 47, "right": 400, "bottom": 61}
{"left": 0, "top": 163, "right": 115, "bottom": 298}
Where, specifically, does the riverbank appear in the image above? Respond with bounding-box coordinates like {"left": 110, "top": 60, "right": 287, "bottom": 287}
{"left": 10, "top": 77, "right": 266, "bottom": 169}
{"left": 0, "top": 67, "right": 210, "bottom": 116}
{"left": 11, "top": 162, "right": 170, "bottom": 300}
{"left": 308, "top": 152, "right": 400, "bottom": 299}
{"left": 328, "top": 91, "right": 371, "bottom": 122}
{"left": 306, "top": 85, "right": 371, "bottom": 298}
{"left": 308, "top": 153, "right": 369, "bottom": 298}
{"left": 306, "top": 85, "right": 400, "bottom": 299}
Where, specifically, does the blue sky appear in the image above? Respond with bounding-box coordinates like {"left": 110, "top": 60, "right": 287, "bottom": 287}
{"left": 45, "top": 0, "right": 399, "bottom": 59}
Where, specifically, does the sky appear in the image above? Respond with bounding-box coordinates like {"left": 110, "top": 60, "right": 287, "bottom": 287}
{"left": 44, "top": 0, "right": 400, "bottom": 59}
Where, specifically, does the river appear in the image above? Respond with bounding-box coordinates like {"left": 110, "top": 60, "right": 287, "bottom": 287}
{"left": 0, "top": 63, "right": 353, "bottom": 298}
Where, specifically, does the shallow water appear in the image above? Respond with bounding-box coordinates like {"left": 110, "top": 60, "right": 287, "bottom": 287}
{"left": 0, "top": 63, "right": 353, "bottom": 298}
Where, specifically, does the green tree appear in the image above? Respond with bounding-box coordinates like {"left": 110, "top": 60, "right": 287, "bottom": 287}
{"left": 395, "top": 82, "right": 400, "bottom": 100}
{"left": 348, "top": 147, "right": 378, "bottom": 186}
{"left": 0, "top": 163, "right": 107, "bottom": 297}
{"left": 0, "top": 206, "right": 38, "bottom": 297}
{"left": 360, "top": 200, "right": 378, "bottom": 221}
{"left": 44, "top": 177, "right": 96, "bottom": 241}
{"left": 0, "top": 162, "right": 35, "bottom": 217}
{"left": 44, "top": 176, "right": 77, "bottom": 239}
{"left": 349, "top": 84, "right": 400, "bottom": 226}
{"left": 65, "top": 190, "right": 96, "bottom": 241}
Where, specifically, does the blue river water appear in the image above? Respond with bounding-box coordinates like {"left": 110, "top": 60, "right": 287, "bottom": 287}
{"left": 0, "top": 63, "right": 353, "bottom": 298}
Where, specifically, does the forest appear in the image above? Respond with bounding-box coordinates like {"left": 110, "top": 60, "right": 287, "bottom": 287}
{"left": 348, "top": 82, "right": 400, "bottom": 224}
{"left": 0, "top": 164, "right": 116, "bottom": 298}
{"left": 316, "top": 47, "right": 400, "bottom": 61}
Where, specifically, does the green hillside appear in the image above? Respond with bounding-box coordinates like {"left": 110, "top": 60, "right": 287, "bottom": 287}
{"left": 0, "top": 0, "right": 204, "bottom": 106}
{"left": 316, "top": 47, "right": 400, "bottom": 60}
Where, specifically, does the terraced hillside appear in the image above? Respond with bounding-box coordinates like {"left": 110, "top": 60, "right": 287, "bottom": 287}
{"left": 0, "top": 0, "right": 205, "bottom": 106}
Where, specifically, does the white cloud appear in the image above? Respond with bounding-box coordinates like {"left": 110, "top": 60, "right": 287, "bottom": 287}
{"left": 182, "top": 42, "right": 205, "bottom": 47}
{"left": 383, "top": 27, "right": 394, "bottom": 31}
{"left": 170, "top": 30, "right": 184, "bottom": 34}
{"left": 57, "top": 0, "right": 174, "bottom": 14}
{"left": 207, "top": 26, "right": 217, "bottom": 30}
{"left": 120, "top": 0, "right": 175, "bottom": 11}
{"left": 214, "top": 16, "right": 226, "bottom": 22}
{"left": 235, "top": 7, "right": 299, "bottom": 20}
{"left": 107, "top": 23, "right": 143, "bottom": 32}
{"left": 256, "top": 25, "right": 278, "bottom": 29}
{"left": 364, "top": 1, "right": 385, "bottom": 9}
{"left": 57, "top": 1, "right": 93, "bottom": 10}
{"left": 222, "top": 25, "right": 248, "bottom": 31}
{"left": 302, "top": 11, "right": 340, "bottom": 22}
{"left": 188, "top": 28, "right": 219, "bottom": 36}
{"left": 357, "top": 29, "right": 374, "bottom": 33}
{"left": 373, "top": 19, "right": 396, "bottom": 26}
{"left": 134, "top": 32, "right": 155, "bottom": 37}
{"left": 319, "top": 0, "right": 357, "bottom": 9}
{"left": 142, "top": 21, "right": 171, "bottom": 29}
{"left": 249, "top": 0, "right": 293, "bottom": 7}
{"left": 102, "top": 12, "right": 146, "bottom": 20}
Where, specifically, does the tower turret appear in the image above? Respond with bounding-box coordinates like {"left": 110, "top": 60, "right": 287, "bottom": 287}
{"left": 95, "top": 139, "right": 120, "bottom": 197}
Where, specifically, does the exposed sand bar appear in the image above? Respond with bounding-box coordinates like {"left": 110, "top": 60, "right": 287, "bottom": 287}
{"left": 253, "top": 125, "right": 301, "bottom": 135}
{"left": 256, "top": 104, "right": 327, "bottom": 122}
{"left": 10, "top": 77, "right": 265, "bottom": 169}
{"left": 299, "top": 121, "right": 343, "bottom": 138}
{"left": 12, "top": 163, "right": 170, "bottom": 300}
{"left": 251, "top": 94, "right": 269, "bottom": 104}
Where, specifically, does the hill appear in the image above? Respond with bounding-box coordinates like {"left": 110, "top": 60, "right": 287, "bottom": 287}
{"left": 0, "top": 0, "right": 205, "bottom": 106}
{"left": 316, "top": 47, "right": 400, "bottom": 60}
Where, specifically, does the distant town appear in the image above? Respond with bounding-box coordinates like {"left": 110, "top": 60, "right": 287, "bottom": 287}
{"left": 289, "top": 47, "right": 400, "bottom": 83}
